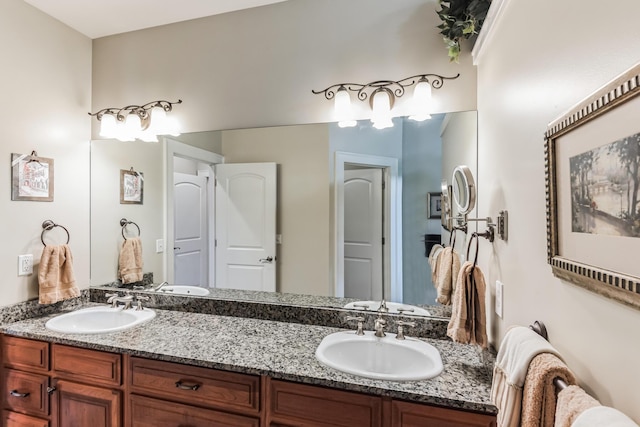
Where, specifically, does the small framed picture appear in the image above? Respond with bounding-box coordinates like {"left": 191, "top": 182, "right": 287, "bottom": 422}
{"left": 120, "top": 168, "right": 143, "bottom": 204}
{"left": 11, "top": 152, "right": 54, "bottom": 202}
{"left": 427, "top": 192, "right": 442, "bottom": 219}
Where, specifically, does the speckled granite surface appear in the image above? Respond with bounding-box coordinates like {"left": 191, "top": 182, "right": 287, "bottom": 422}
{"left": 0, "top": 290, "right": 88, "bottom": 325}
{"left": 0, "top": 305, "right": 496, "bottom": 414}
{"left": 90, "top": 287, "right": 451, "bottom": 339}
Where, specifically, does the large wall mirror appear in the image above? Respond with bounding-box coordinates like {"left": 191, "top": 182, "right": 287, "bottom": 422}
{"left": 90, "top": 111, "right": 478, "bottom": 317}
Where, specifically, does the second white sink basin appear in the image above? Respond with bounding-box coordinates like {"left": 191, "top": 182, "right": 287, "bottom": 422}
{"left": 156, "top": 285, "right": 210, "bottom": 296}
{"left": 315, "top": 331, "right": 443, "bottom": 381}
{"left": 45, "top": 306, "right": 155, "bottom": 334}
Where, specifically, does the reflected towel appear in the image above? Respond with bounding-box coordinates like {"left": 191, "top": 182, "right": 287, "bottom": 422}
{"left": 554, "top": 385, "right": 600, "bottom": 427}
{"left": 521, "top": 353, "right": 576, "bottom": 427}
{"left": 446, "top": 261, "right": 487, "bottom": 349}
{"left": 118, "top": 237, "right": 143, "bottom": 284}
{"left": 490, "top": 326, "right": 563, "bottom": 427}
{"left": 572, "top": 406, "right": 639, "bottom": 427}
{"left": 428, "top": 244, "right": 443, "bottom": 286}
{"left": 38, "top": 244, "right": 80, "bottom": 304}
{"left": 435, "top": 247, "right": 461, "bottom": 305}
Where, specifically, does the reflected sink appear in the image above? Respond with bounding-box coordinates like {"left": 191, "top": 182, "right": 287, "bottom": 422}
{"left": 155, "top": 285, "right": 210, "bottom": 296}
{"left": 344, "top": 301, "right": 431, "bottom": 316}
{"left": 45, "top": 306, "right": 156, "bottom": 334}
{"left": 315, "top": 331, "right": 443, "bottom": 381}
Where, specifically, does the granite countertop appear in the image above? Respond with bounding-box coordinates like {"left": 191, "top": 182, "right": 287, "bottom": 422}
{"left": 1, "top": 305, "right": 496, "bottom": 414}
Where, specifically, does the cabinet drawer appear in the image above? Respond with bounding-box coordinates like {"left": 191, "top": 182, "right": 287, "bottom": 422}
{"left": 52, "top": 344, "right": 121, "bottom": 387}
{"left": 129, "top": 394, "right": 259, "bottom": 427}
{"left": 2, "top": 410, "right": 49, "bottom": 427}
{"left": 267, "top": 379, "right": 383, "bottom": 427}
{"left": 129, "top": 357, "right": 260, "bottom": 415}
{"left": 2, "top": 336, "right": 49, "bottom": 372}
{"left": 3, "top": 370, "right": 50, "bottom": 418}
{"left": 392, "top": 400, "right": 497, "bottom": 427}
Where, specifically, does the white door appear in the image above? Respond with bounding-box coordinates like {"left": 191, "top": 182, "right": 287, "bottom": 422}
{"left": 344, "top": 168, "right": 383, "bottom": 300}
{"left": 173, "top": 172, "right": 209, "bottom": 286}
{"left": 215, "top": 163, "right": 277, "bottom": 291}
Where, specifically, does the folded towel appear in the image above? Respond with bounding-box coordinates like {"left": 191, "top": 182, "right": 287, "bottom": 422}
{"left": 38, "top": 244, "right": 80, "bottom": 304}
{"left": 491, "top": 326, "right": 563, "bottom": 427}
{"left": 435, "top": 246, "right": 461, "bottom": 305}
{"left": 572, "top": 406, "right": 639, "bottom": 427}
{"left": 118, "top": 237, "right": 143, "bottom": 284}
{"left": 554, "top": 385, "right": 601, "bottom": 427}
{"left": 521, "top": 353, "right": 576, "bottom": 427}
{"left": 428, "top": 244, "right": 443, "bottom": 285}
{"left": 447, "top": 261, "right": 487, "bottom": 349}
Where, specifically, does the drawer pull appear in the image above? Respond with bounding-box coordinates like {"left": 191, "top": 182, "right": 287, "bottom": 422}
{"left": 175, "top": 380, "right": 200, "bottom": 391}
{"left": 9, "top": 390, "right": 30, "bottom": 398}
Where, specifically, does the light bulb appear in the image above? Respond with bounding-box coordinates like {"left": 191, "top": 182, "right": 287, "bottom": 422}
{"left": 334, "top": 87, "right": 356, "bottom": 128}
{"left": 408, "top": 80, "right": 432, "bottom": 122}
{"left": 124, "top": 113, "right": 142, "bottom": 140}
{"left": 99, "top": 114, "right": 117, "bottom": 138}
{"left": 371, "top": 89, "right": 394, "bottom": 129}
{"left": 149, "top": 106, "right": 168, "bottom": 134}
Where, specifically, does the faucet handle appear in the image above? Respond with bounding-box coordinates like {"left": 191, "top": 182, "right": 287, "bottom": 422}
{"left": 105, "top": 292, "right": 119, "bottom": 304}
{"left": 397, "top": 307, "right": 415, "bottom": 315}
{"left": 395, "top": 320, "right": 416, "bottom": 340}
{"left": 352, "top": 303, "right": 370, "bottom": 311}
{"left": 346, "top": 316, "right": 365, "bottom": 336}
{"left": 135, "top": 296, "right": 150, "bottom": 311}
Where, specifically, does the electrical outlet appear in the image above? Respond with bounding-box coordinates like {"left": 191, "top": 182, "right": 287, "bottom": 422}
{"left": 156, "top": 239, "right": 164, "bottom": 253}
{"left": 495, "top": 280, "right": 504, "bottom": 318}
{"left": 18, "top": 254, "right": 33, "bottom": 276}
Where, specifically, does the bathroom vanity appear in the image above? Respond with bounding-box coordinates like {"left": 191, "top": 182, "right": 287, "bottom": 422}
{"left": 1, "top": 305, "right": 496, "bottom": 426}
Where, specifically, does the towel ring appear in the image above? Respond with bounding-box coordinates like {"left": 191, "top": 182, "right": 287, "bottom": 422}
{"left": 466, "top": 232, "right": 480, "bottom": 268}
{"left": 448, "top": 228, "right": 457, "bottom": 248}
{"left": 41, "top": 220, "right": 70, "bottom": 246}
{"left": 120, "top": 218, "right": 141, "bottom": 240}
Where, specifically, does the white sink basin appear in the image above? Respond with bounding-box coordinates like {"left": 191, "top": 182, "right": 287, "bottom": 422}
{"left": 45, "top": 306, "right": 155, "bottom": 334}
{"left": 156, "top": 285, "right": 210, "bottom": 296}
{"left": 344, "top": 301, "right": 431, "bottom": 316}
{"left": 315, "top": 331, "right": 443, "bottom": 381}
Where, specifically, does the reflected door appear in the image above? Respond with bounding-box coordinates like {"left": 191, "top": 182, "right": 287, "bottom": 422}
{"left": 344, "top": 168, "right": 383, "bottom": 300}
{"left": 215, "top": 163, "right": 276, "bottom": 291}
{"left": 173, "top": 172, "right": 209, "bottom": 286}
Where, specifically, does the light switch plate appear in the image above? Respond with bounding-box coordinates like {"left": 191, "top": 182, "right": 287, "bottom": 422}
{"left": 18, "top": 254, "right": 33, "bottom": 276}
{"left": 495, "top": 280, "right": 504, "bottom": 318}
{"left": 156, "top": 239, "right": 164, "bottom": 253}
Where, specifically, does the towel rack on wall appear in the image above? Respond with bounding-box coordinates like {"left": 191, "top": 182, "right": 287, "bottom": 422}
{"left": 41, "top": 220, "right": 70, "bottom": 246}
{"left": 529, "top": 320, "right": 569, "bottom": 390}
{"left": 120, "top": 218, "right": 141, "bottom": 240}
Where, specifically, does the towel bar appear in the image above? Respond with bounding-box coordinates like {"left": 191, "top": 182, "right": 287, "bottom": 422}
{"left": 529, "top": 320, "right": 570, "bottom": 392}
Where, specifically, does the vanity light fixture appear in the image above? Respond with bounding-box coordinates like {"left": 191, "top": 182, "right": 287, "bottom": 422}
{"left": 89, "top": 99, "right": 182, "bottom": 142}
{"left": 312, "top": 73, "right": 459, "bottom": 129}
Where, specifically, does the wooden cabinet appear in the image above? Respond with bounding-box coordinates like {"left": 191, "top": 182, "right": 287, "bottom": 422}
{"left": 391, "top": 400, "right": 497, "bottom": 427}
{"left": 50, "top": 379, "right": 121, "bottom": 427}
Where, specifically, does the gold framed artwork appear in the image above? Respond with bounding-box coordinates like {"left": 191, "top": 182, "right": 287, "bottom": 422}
{"left": 120, "top": 168, "right": 144, "bottom": 205}
{"left": 545, "top": 62, "right": 640, "bottom": 310}
{"left": 11, "top": 152, "right": 54, "bottom": 202}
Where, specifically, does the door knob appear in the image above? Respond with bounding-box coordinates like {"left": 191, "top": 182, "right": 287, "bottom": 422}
{"left": 259, "top": 256, "right": 274, "bottom": 263}
{"left": 174, "top": 247, "right": 181, "bottom": 250}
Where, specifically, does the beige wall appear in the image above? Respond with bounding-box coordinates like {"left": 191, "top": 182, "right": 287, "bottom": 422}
{"left": 477, "top": 0, "right": 640, "bottom": 421}
{"left": 91, "top": 0, "right": 477, "bottom": 136}
{"left": 0, "top": 0, "right": 92, "bottom": 307}
{"left": 221, "top": 125, "right": 331, "bottom": 295}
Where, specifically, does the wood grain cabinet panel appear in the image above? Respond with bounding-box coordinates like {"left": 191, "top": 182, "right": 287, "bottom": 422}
{"left": 3, "top": 370, "right": 50, "bottom": 418}
{"left": 50, "top": 379, "right": 121, "bottom": 427}
{"left": 129, "top": 394, "right": 259, "bottom": 427}
{"left": 391, "top": 400, "right": 496, "bottom": 427}
{"left": 2, "top": 337, "right": 49, "bottom": 373}
{"left": 2, "top": 410, "right": 49, "bottom": 427}
{"left": 267, "top": 379, "right": 383, "bottom": 427}
{"left": 52, "top": 344, "right": 121, "bottom": 387}
{"left": 129, "top": 357, "right": 260, "bottom": 415}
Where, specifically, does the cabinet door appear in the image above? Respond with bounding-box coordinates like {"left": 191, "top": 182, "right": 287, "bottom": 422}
{"left": 2, "top": 410, "right": 49, "bottom": 427}
{"left": 129, "top": 394, "right": 259, "bottom": 427}
{"left": 50, "top": 379, "right": 121, "bottom": 427}
{"left": 391, "top": 400, "right": 496, "bottom": 427}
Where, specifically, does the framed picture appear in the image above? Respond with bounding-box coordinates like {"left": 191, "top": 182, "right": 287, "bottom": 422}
{"left": 545, "top": 62, "right": 640, "bottom": 310}
{"left": 427, "top": 192, "right": 442, "bottom": 219}
{"left": 120, "top": 168, "right": 144, "bottom": 204}
{"left": 11, "top": 152, "right": 54, "bottom": 202}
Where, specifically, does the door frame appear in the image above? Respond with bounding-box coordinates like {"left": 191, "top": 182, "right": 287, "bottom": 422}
{"left": 334, "top": 151, "right": 402, "bottom": 302}
{"left": 164, "top": 138, "right": 224, "bottom": 285}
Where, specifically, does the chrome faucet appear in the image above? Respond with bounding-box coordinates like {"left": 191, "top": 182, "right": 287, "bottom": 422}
{"left": 153, "top": 281, "right": 169, "bottom": 291}
{"left": 106, "top": 293, "right": 134, "bottom": 309}
{"left": 377, "top": 300, "right": 389, "bottom": 313}
{"left": 374, "top": 313, "right": 387, "bottom": 337}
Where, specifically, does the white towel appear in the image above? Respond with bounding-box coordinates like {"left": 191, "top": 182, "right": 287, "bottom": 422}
{"left": 428, "top": 244, "right": 443, "bottom": 285}
{"left": 490, "top": 326, "right": 563, "bottom": 427}
{"left": 572, "top": 406, "right": 639, "bottom": 427}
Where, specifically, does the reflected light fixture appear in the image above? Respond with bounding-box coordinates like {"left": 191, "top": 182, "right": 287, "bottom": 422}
{"left": 89, "top": 99, "right": 182, "bottom": 142}
{"left": 312, "top": 73, "right": 459, "bottom": 129}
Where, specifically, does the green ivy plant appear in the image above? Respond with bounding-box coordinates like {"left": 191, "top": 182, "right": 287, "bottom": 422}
{"left": 436, "top": 0, "right": 491, "bottom": 62}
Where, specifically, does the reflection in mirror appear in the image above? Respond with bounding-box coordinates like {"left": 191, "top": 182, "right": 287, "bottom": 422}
{"left": 452, "top": 165, "right": 476, "bottom": 216}
{"left": 90, "top": 111, "right": 478, "bottom": 317}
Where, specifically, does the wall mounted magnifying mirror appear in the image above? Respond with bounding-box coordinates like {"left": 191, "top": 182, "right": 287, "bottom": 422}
{"left": 451, "top": 165, "right": 476, "bottom": 216}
